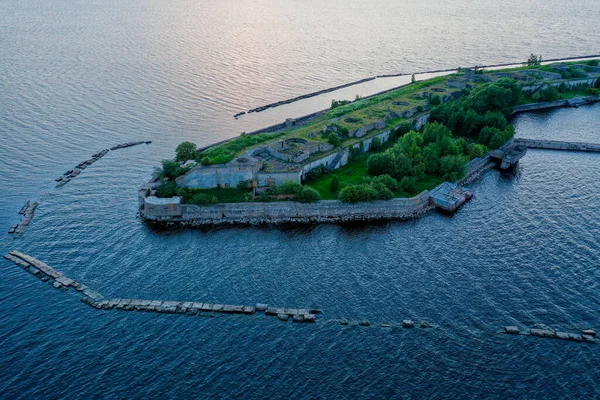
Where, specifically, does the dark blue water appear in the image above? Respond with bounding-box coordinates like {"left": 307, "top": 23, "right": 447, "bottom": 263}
{"left": 2, "top": 1, "right": 600, "bottom": 398}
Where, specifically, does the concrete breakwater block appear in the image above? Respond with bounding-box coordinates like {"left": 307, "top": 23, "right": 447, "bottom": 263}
{"left": 402, "top": 320, "right": 415, "bottom": 328}
{"left": 583, "top": 329, "right": 596, "bottom": 337}
{"left": 255, "top": 303, "right": 268, "bottom": 312}
{"left": 504, "top": 326, "right": 520, "bottom": 334}
{"left": 277, "top": 314, "right": 289, "bottom": 322}
{"left": 358, "top": 320, "right": 370, "bottom": 327}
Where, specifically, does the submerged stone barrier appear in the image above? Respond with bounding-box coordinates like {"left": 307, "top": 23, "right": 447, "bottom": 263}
{"left": 504, "top": 325, "right": 596, "bottom": 344}
{"left": 110, "top": 140, "right": 152, "bottom": 151}
{"left": 3, "top": 251, "right": 318, "bottom": 323}
{"left": 8, "top": 200, "right": 40, "bottom": 236}
{"left": 334, "top": 318, "right": 435, "bottom": 330}
{"left": 56, "top": 141, "right": 151, "bottom": 188}
{"left": 238, "top": 77, "right": 376, "bottom": 117}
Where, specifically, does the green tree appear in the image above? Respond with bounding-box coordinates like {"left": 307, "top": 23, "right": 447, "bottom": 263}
{"left": 527, "top": 53, "right": 542, "bottom": 66}
{"left": 439, "top": 156, "right": 466, "bottom": 181}
{"left": 400, "top": 176, "right": 418, "bottom": 193}
{"left": 156, "top": 181, "right": 177, "bottom": 198}
{"left": 422, "top": 122, "right": 452, "bottom": 145}
{"left": 328, "top": 132, "right": 341, "bottom": 147}
{"left": 468, "top": 144, "right": 487, "bottom": 158}
{"left": 466, "top": 83, "right": 513, "bottom": 116}
{"left": 430, "top": 94, "right": 441, "bottom": 106}
{"left": 367, "top": 152, "right": 396, "bottom": 176}
{"left": 161, "top": 160, "right": 183, "bottom": 180}
{"left": 370, "top": 137, "right": 382, "bottom": 151}
{"left": 175, "top": 141, "right": 197, "bottom": 161}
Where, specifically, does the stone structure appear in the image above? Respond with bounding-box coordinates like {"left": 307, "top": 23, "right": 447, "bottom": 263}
{"left": 141, "top": 192, "right": 432, "bottom": 225}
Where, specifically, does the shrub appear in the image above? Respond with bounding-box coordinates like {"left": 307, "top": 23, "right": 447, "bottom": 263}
{"left": 370, "top": 137, "right": 382, "bottom": 151}
{"left": 175, "top": 141, "right": 197, "bottom": 161}
{"left": 394, "top": 122, "right": 414, "bottom": 137}
{"left": 430, "top": 94, "right": 441, "bottom": 106}
{"left": 306, "top": 166, "right": 326, "bottom": 181}
{"left": 156, "top": 181, "right": 177, "bottom": 198}
{"left": 190, "top": 193, "right": 218, "bottom": 205}
{"left": 400, "top": 176, "right": 418, "bottom": 193}
{"left": 331, "top": 99, "right": 350, "bottom": 109}
{"left": 200, "top": 157, "right": 211, "bottom": 166}
{"left": 367, "top": 174, "right": 399, "bottom": 192}
{"left": 585, "top": 87, "right": 599, "bottom": 95}
{"left": 329, "top": 177, "right": 339, "bottom": 192}
{"left": 538, "top": 85, "right": 562, "bottom": 102}
{"left": 370, "top": 182, "right": 394, "bottom": 200}
{"left": 367, "top": 152, "right": 396, "bottom": 176}
{"left": 439, "top": 156, "right": 466, "bottom": 181}
{"left": 338, "top": 184, "right": 378, "bottom": 203}
{"left": 422, "top": 122, "right": 452, "bottom": 145}
{"left": 328, "top": 132, "right": 341, "bottom": 147}
{"left": 587, "top": 60, "right": 599, "bottom": 66}
{"left": 526, "top": 54, "right": 542, "bottom": 66}
{"left": 275, "top": 181, "right": 303, "bottom": 196}
{"left": 296, "top": 187, "right": 321, "bottom": 203}
{"left": 161, "top": 160, "right": 183, "bottom": 180}
{"left": 469, "top": 144, "right": 488, "bottom": 158}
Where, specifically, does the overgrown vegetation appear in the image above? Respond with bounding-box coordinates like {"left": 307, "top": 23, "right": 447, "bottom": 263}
{"left": 196, "top": 132, "right": 285, "bottom": 165}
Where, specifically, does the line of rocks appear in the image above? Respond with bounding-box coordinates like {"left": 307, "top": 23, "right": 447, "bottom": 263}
{"left": 55, "top": 141, "right": 151, "bottom": 188}
{"left": 110, "top": 141, "right": 152, "bottom": 151}
{"left": 55, "top": 149, "right": 109, "bottom": 187}
{"left": 4, "top": 251, "right": 318, "bottom": 323}
{"left": 504, "top": 325, "right": 596, "bottom": 344}
{"left": 8, "top": 200, "right": 40, "bottom": 236}
{"left": 236, "top": 77, "right": 377, "bottom": 117}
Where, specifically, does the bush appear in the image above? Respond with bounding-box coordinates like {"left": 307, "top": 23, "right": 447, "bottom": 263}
{"left": 156, "top": 181, "right": 177, "bottom": 198}
{"left": 328, "top": 132, "right": 341, "bottom": 147}
{"left": 367, "top": 152, "right": 396, "bottom": 176}
{"left": 329, "top": 177, "right": 339, "bottom": 192}
{"left": 305, "top": 166, "right": 326, "bottom": 181}
{"left": 189, "top": 193, "right": 218, "bottom": 205}
{"left": 587, "top": 60, "right": 599, "bottom": 66}
{"left": 296, "top": 186, "right": 321, "bottom": 203}
{"left": 400, "top": 176, "right": 418, "bottom": 193}
{"left": 200, "top": 157, "right": 211, "bottom": 166}
{"left": 274, "top": 181, "right": 302, "bottom": 196}
{"left": 430, "top": 94, "right": 441, "bottom": 106}
{"left": 331, "top": 99, "right": 350, "bottom": 109}
{"left": 526, "top": 54, "right": 542, "bottom": 66}
{"left": 367, "top": 174, "right": 399, "bottom": 192}
{"left": 370, "top": 137, "right": 382, "bottom": 151}
{"left": 338, "top": 184, "right": 378, "bottom": 203}
{"left": 538, "top": 85, "right": 562, "bottom": 102}
{"left": 370, "top": 182, "right": 394, "bottom": 200}
{"left": 161, "top": 160, "right": 183, "bottom": 180}
{"left": 393, "top": 122, "right": 414, "bottom": 139}
{"left": 585, "top": 87, "right": 599, "bottom": 95}
{"left": 175, "top": 141, "right": 197, "bottom": 161}
{"left": 469, "top": 144, "right": 488, "bottom": 158}
{"left": 439, "top": 156, "right": 466, "bottom": 181}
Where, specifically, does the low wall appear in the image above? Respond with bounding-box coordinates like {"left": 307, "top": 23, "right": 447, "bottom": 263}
{"left": 142, "top": 192, "right": 431, "bottom": 225}
{"left": 514, "top": 138, "right": 600, "bottom": 152}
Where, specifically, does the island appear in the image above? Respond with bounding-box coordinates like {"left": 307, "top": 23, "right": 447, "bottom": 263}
{"left": 139, "top": 58, "right": 600, "bottom": 225}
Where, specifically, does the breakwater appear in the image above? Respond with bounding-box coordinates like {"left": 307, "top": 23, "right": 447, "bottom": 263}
{"left": 514, "top": 138, "right": 600, "bottom": 152}
{"left": 8, "top": 200, "right": 40, "bottom": 236}
{"left": 6, "top": 251, "right": 597, "bottom": 342}
{"left": 511, "top": 95, "right": 600, "bottom": 115}
{"left": 8, "top": 141, "right": 152, "bottom": 237}
{"left": 504, "top": 325, "right": 596, "bottom": 344}
{"left": 4, "top": 251, "right": 319, "bottom": 323}
{"left": 56, "top": 141, "right": 152, "bottom": 187}
{"left": 236, "top": 54, "right": 600, "bottom": 117}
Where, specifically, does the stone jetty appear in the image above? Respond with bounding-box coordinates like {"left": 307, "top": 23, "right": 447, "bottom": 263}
{"left": 3, "top": 251, "right": 318, "bottom": 323}
{"left": 55, "top": 141, "right": 151, "bottom": 187}
{"left": 504, "top": 325, "right": 596, "bottom": 344}
{"left": 110, "top": 141, "right": 152, "bottom": 151}
{"left": 55, "top": 148, "right": 109, "bottom": 187}
{"left": 9, "top": 200, "right": 40, "bottom": 235}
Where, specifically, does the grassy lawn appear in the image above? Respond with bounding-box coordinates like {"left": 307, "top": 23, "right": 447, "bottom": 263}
{"left": 305, "top": 151, "right": 445, "bottom": 200}
{"left": 181, "top": 187, "right": 251, "bottom": 203}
